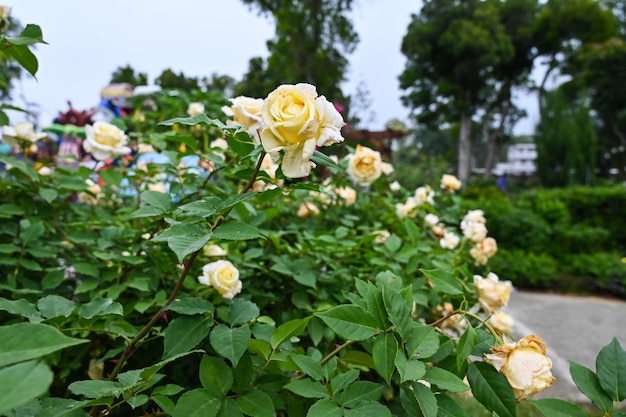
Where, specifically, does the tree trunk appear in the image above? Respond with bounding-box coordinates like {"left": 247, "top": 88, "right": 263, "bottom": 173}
{"left": 458, "top": 113, "right": 472, "bottom": 181}
{"left": 484, "top": 94, "right": 512, "bottom": 179}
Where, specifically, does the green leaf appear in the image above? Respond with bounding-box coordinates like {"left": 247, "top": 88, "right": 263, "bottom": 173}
{"left": 218, "top": 399, "right": 244, "bottom": 417}
{"left": 271, "top": 317, "right": 312, "bottom": 349}
{"left": 168, "top": 232, "right": 212, "bottom": 263}
{"left": 344, "top": 401, "right": 392, "bottom": 417}
{"left": 0, "top": 297, "right": 40, "bottom": 321}
{"left": 209, "top": 325, "right": 250, "bottom": 366}
{"left": 140, "top": 350, "right": 203, "bottom": 382}
{"left": 405, "top": 323, "right": 439, "bottom": 359}
{"left": 178, "top": 197, "right": 222, "bottom": 218}
{"left": 456, "top": 324, "right": 477, "bottom": 370}
{"left": 285, "top": 378, "right": 329, "bottom": 399}
{"left": 217, "top": 192, "right": 257, "bottom": 211}
{"left": 382, "top": 285, "right": 413, "bottom": 340}
{"left": 596, "top": 337, "right": 626, "bottom": 402}
{"left": 67, "top": 380, "right": 122, "bottom": 398}
{"left": 372, "top": 333, "right": 397, "bottom": 384}
{"left": 394, "top": 352, "right": 426, "bottom": 383}
{"left": 78, "top": 297, "right": 123, "bottom": 319}
{"left": 364, "top": 283, "right": 390, "bottom": 330}
{"left": 340, "top": 381, "right": 383, "bottom": 408}
{"left": 306, "top": 399, "right": 343, "bottom": 417}
{"left": 315, "top": 305, "right": 378, "bottom": 341}
{"left": 140, "top": 189, "right": 172, "bottom": 212}
{"left": 0, "top": 361, "right": 53, "bottom": 415}
{"left": 128, "top": 205, "right": 165, "bottom": 219}
{"left": 291, "top": 354, "right": 325, "bottom": 381}
{"left": 424, "top": 367, "right": 469, "bottom": 392}
{"left": 159, "top": 114, "right": 227, "bottom": 128}
{"left": 467, "top": 361, "right": 516, "bottom": 417}
{"left": 530, "top": 398, "right": 589, "bottom": 417}
{"left": 437, "top": 392, "right": 471, "bottom": 417}
{"left": 173, "top": 389, "right": 220, "bottom": 417}
{"left": 569, "top": 361, "right": 613, "bottom": 411}
{"left": 37, "top": 295, "right": 76, "bottom": 319}
{"left": 311, "top": 150, "right": 339, "bottom": 172}
{"left": 228, "top": 299, "right": 260, "bottom": 325}
{"left": 409, "top": 382, "right": 438, "bottom": 417}
{"left": 212, "top": 222, "right": 264, "bottom": 241}
{"left": 330, "top": 369, "right": 360, "bottom": 395}
{"left": 200, "top": 356, "right": 233, "bottom": 396}
{"left": 38, "top": 188, "right": 58, "bottom": 203}
{"left": 420, "top": 268, "right": 463, "bottom": 295}
{"left": 20, "top": 221, "right": 45, "bottom": 245}
{"left": 5, "top": 44, "right": 38, "bottom": 77}
{"left": 163, "top": 316, "right": 213, "bottom": 359}
{"left": 0, "top": 323, "right": 87, "bottom": 367}
{"left": 6, "top": 24, "right": 45, "bottom": 45}
{"left": 404, "top": 218, "right": 422, "bottom": 244}
{"left": 167, "top": 298, "right": 214, "bottom": 315}
{"left": 236, "top": 389, "right": 276, "bottom": 417}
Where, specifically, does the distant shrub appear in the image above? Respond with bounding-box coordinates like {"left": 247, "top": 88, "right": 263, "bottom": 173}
{"left": 489, "top": 249, "right": 559, "bottom": 288}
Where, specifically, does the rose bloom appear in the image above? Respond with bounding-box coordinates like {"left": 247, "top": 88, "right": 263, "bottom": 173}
{"left": 424, "top": 213, "right": 439, "bottom": 226}
{"left": 38, "top": 166, "right": 53, "bottom": 176}
{"left": 389, "top": 181, "right": 401, "bottom": 192}
{"left": 431, "top": 225, "right": 446, "bottom": 239}
{"left": 436, "top": 302, "right": 467, "bottom": 332}
{"left": 203, "top": 244, "right": 228, "bottom": 258}
{"left": 198, "top": 260, "right": 242, "bottom": 300}
{"left": 187, "top": 102, "right": 205, "bottom": 117}
{"left": 440, "top": 173, "right": 462, "bottom": 192}
{"left": 148, "top": 182, "right": 167, "bottom": 193}
{"left": 487, "top": 311, "right": 514, "bottom": 334}
{"left": 2, "top": 121, "right": 47, "bottom": 146}
{"left": 373, "top": 229, "right": 391, "bottom": 244}
{"left": 137, "top": 143, "right": 156, "bottom": 154}
{"left": 346, "top": 144, "right": 394, "bottom": 186}
{"left": 470, "top": 237, "right": 498, "bottom": 265}
{"left": 484, "top": 335, "right": 555, "bottom": 401}
{"left": 440, "top": 231, "right": 460, "bottom": 250}
{"left": 77, "top": 179, "right": 102, "bottom": 204}
{"left": 0, "top": 5, "right": 12, "bottom": 22}
{"left": 334, "top": 186, "right": 357, "bottom": 206}
{"left": 297, "top": 202, "right": 320, "bottom": 219}
{"left": 223, "top": 96, "right": 265, "bottom": 143}
{"left": 414, "top": 185, "right": 435, "bottom": 205}
{"left": 462, "top": 209, "right": 486, "bottom": 225}
{"left": 396, "top": 197, "right": 419, "bottom": 219}
{"left": 474, "top": 272, "right": 512, "bottom": 313}
{"left": 261, "top": 83, "right": 345, "bottom": 178}
{"left": 83, "top": 121, "right": 131, "bottom": 161}
{"left": 211, "top": 138, "right": 229, "bottom": 151}
{"left": 462, "top": 221, "right": 488, "bottom": 243}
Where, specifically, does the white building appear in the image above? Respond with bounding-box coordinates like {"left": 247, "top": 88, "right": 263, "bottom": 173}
{"left": 494, "top": 143, "right": 537, "bottom": 176}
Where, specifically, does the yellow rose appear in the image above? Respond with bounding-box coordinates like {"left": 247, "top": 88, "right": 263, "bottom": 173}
{"left": 334, "top": 186, "right": 357, "bottom": 206}
{"left": 484, "top": 335, "right": 555, "bottom": 401}
{"left": 470, "top": 237, "right": 498, "bottom": 265}
{"left": 346, "top": 145, "right": 394, "bottom": 186}
{"left": 474, "top": 272, "right": 512, "bottom": 313}
{"left": 83, "top": 121, "right": 131, "bottom": 161}
{"left": 261, "top": 83, "right": 345, "bottom": 178}
{"left": 2, "top": 121, "right": 46, "bottom": 145}
{"left": 187, "top": 102, "right": 205, "bottom": 117}
{"left": 198, "top": 260, "right": 241, "bottom": 299}
{"left": 223, "top": 96, "right": 265, "bottom": 142}
{"left": 440, "top": 174, "right": 462, "bottom": 192}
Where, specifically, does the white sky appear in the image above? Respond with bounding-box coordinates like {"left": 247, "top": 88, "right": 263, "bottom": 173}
{"left": 8, "top": 0, "right": 538, "bottom": 134}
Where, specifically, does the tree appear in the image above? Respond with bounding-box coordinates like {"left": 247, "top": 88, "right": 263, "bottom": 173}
{"left": 236, "top": 0, "right": 359, "bottom": 121}
{"left": 155, "top": 68, "right": 199, "bottom": 91}
{"left": 400, "top": 0, "right": 515, "bottom": 181}
{"left": 109, "top": 64, "right": 148, "bottom": 87}
{"left": 0, "top": 15, "right": 26, "bottom": 101}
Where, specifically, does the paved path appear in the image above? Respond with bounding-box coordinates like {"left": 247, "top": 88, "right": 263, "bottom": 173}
{"left": 505, "top": 290, "right": 626, "bottom": 403}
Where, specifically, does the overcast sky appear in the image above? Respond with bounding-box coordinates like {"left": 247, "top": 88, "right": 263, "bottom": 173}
{"left": 9, "top": 0, "right": 538, "bottom": 133}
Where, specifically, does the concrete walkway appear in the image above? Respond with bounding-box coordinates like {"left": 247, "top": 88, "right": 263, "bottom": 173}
{"left": 505, "top": 290, "right": 626, "bottom": 403}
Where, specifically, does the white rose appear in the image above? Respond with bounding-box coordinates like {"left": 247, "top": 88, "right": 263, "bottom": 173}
{"left": 346, "top": 145, "right": 394, "bottom": 186}
{"left": 487, "top": 311, "right": 514, "bottom": 333}
{"left": 223, "top": 96, "right": 265, "bottom": 142}
{"left": 2, "top": 121, "right": 46, "bottom": 145}
{"left": 484, "top": 335, "right": 555, "bottom": 401}
{"left": 38, "top": 166, "right": 52, "bottom": 176}
{"left": 203, "top": 244, "right": 228, "bottom": 258}
{"left": 395, "top": 197, "right": 419, "bottom": 219}
{"left": 334, "top": 186, "right": 357, "bottom": 206}
{"left": 261, "top": 83, "right": 345, "bottom": 178}
{"left": 440, "top": 231, "right": 460, "bottom": 250}
{"left": 77, "top": 179, "right": 102, "bottom": 204}
{"left": 198, "top": 260, "right": 242, "bottom": 299}
{"left": 83, "top": 122, "right": 131, "bottom": 161}
{"left": 470, "top": 237, "right": 498, "bottom": 265}
{"left": 414, "top": 186, "right": 434, "bottom": 205}
{"left": 463, "top": 209, "right": 486, "bottom": 225}
{"left": 440, "top": 174, "right": 462, "bottom": 192}
{"left": 462, "top": 221, "right": 488, "bottom": 243}
{"left": 424, "top": 213, "right": 439, "bottom": 226}
{"left": 187, "top": 102, "right": 205, "bottom": 117}
{"left": 373, "top": 229, "right": 391, "bottom": 245}
{"left": 474, "top": 272, "right": 512, "bottom": 313}
{"left": 389, "top": 181, "right": 401, "bottom": 192}
{"left": 297, "top": 202, "right": 319, "bottom": 219}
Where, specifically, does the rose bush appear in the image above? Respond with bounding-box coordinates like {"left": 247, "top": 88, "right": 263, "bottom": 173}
{"left": 1, "top": 23, "right": 625, "bottom": 417}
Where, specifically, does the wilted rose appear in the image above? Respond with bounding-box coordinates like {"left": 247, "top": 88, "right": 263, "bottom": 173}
{"left": 487, "top": 311, "right": 514, "bottom": 334}
{"left": 484, "top": 335, "right": 555, "bottom": 401}
{"left": 261, "top": 83, "right": 344, "bottom": 178}
{"left": 198, "top": 260, "right": 242, "bottom": 299}
{"left": 474, "top": 272, "right": 512, "bottom": 313}
{"left": 83, "top": 121, "right": 131, "bottom": 161}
